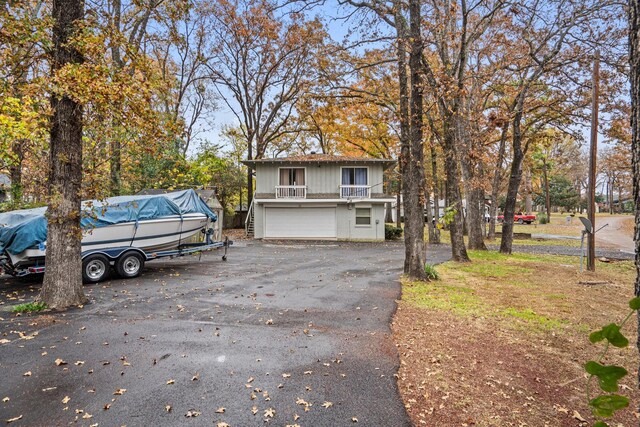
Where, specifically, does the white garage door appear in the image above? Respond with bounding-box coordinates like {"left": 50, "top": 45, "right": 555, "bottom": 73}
{"left": 264, "top": 207, "right": 337, "bottom": 239}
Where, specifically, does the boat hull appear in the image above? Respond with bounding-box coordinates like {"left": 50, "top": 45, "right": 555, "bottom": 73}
{"left": 8, "top": 213, "right": 209, "bottom": 267}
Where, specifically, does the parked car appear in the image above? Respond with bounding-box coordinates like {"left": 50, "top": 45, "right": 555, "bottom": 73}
{"left": 497, "top": 212, "right": 536, "bottom": 224}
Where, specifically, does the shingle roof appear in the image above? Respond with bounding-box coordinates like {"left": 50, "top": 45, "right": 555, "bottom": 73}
{"left": 243, "top": 154, "right": 396, "bottom": 169}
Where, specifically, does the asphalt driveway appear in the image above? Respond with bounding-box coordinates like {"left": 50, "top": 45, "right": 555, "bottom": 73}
{"left": 0, "top": 241, "right": 450, "bottom": 426}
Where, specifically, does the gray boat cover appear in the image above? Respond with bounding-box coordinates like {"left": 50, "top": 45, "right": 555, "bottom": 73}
{"left": 0, "top": 189, "right": 217, "bottom": 255}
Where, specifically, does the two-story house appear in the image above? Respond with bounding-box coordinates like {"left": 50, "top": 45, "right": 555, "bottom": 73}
{"left": 243, "top": 154, "right": 396, "bottom": 241}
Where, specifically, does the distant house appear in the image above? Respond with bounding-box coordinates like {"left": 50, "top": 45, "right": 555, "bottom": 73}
{"left": 136, "top": 188, "right": 224, "bottom": 241}
{"left": 0, "top": 174, "right": 10, "bottom": 203}
{"left": 243, "top": 154, "right": 396, "bottom": 241}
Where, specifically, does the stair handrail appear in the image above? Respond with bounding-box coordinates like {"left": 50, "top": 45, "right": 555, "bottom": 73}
{"left": 244, "top": 198, "right": 255, "bottom": 235}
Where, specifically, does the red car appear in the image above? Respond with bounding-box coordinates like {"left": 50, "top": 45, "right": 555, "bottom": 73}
{"left": 497, "top": 212, "right": 536, "bottom": 224}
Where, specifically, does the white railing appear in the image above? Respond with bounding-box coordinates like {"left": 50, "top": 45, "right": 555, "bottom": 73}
{"left": 275, "top": 185, "right": 307, "bottom": 199}
{"left": 340, "top": 185, "right": 371, "bottom": 198}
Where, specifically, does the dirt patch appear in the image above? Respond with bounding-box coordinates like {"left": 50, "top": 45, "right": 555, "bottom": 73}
{"left": 393, "top": 252, "right": 640, "bottom": 426}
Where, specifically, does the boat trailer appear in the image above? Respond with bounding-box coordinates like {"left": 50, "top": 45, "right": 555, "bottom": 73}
{"left": 2, "top": 236, "right": 232, "bottom": 282}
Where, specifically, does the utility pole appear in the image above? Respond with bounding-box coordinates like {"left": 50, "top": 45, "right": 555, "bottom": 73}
{"left": 587, "top": 50, "right": 600, "bottom": 271}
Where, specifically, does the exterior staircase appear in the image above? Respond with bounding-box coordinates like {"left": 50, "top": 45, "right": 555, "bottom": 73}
{"left": 245, "top": 200, "right": 255, "bottom": 237}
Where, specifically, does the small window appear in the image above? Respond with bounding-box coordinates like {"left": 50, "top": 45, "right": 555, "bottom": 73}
{"left": 355, "top": 208, "right": 371, "bottom": 225}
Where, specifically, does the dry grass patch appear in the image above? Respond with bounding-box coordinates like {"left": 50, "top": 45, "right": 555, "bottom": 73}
{"left": 393, "top": 251, "right": 639, "bottom": 426}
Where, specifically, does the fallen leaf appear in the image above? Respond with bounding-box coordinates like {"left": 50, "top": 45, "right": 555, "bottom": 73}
{"left": 0, "top": 339, "right": 10, "bottom": 344}
{"left": 2, "top": 397, "right": 9, "bottom": 403}
{"left": 74, "top": 361, "right": 85, "bottom": 366}
{"left": 166, "top": 379, "right": 175, "bottom": 385}
{"left": 23, "top": 371, "right": 31, "bottom": 377}
{"left": 191, "top": 373, "right": 199, "bottom": 381}
{"left": 264, "top": 408, "right": 275, "bottom": 418}
{"left": 104, "top": 403, "right": 111, "bottom": 410}
{"left": 55, "top": 358, "right": 67, "bottom": 366}
{"left": 294, "top": 414, "right": 300, "bottom": 421}
{"left": 282, "top": 373, "right": 291, "bottom": 378}
{"left": 351, "top": 417, "right": 358, "bottom": 422}
{"left": 217, "top": 423, "right": 230, "bottom": 427}
{"left": 247, "top": 376, "right": 254, "bottom": 383}
{"left": 265, "top": 319, "right": 273, "bottom": 325}
{"left": 6, "top": 415, "right": 22, "bottom": 423}
{"left": 62, "top": 396, "right": 70, "bottom": 404}
{"left": 215, "top": 407, "right": 225, "bottom": 414}
{"left": 322, "top": 401, "right": 333, "bottom": 408}
{"left": 113, "top": 388, "right": 126, "bottom": 395}
{"left": 82, "top": 413, "right": 92, "bottom": 419}
{"left": 573, "top": 411, "right": 586, "bottom": 422}
{"left": 251, "top": 406, "right": 258, "bottom": 415}
{"left": 165, "top": 405, "right": 172, "bottom": 412}
{"left": 185, "top": 410, "right": 201, "bottom": 417}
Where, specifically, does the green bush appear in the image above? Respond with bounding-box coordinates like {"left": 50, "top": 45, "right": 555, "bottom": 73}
{"left": 385, "top": 224, "right": 403, "bottom": 240}
{"left": 424, "top": 264, "right": 440, "bottom": 280}
{"left": 538, "top": 213, "right": 548, "bottom": 224}
{"left": 12, "top": 302, "right": 47, "bottom": 313}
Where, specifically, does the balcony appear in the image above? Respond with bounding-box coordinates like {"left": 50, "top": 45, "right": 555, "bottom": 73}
{"left": 275, "top": 185, "right": 307, "bottom": 199}
{"left": 340, "top": 185, "right": 371, "bottom": 199}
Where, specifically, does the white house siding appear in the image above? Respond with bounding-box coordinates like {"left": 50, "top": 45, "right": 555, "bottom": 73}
{"left": 254, "top": 201, "right": 386, "bottom": 241}
{"left": 255, "top": 163, "right": 386, "bottom": 196}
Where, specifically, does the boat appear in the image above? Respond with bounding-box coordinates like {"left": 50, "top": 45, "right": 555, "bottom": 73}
{"left": 0, "top": 189, "right": 226, "bottom": 281}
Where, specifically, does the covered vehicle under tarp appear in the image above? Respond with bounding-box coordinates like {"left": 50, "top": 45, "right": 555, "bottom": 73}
{"left": 0, "top": 189, "right": 217, "bottom": 255}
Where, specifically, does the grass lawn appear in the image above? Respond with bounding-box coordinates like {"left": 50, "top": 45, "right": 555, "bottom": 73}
{"left": 393, "top": 250, "right": 639, "bottom": 426}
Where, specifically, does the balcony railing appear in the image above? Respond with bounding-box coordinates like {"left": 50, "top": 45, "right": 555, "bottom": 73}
{"left": 275, "top": 185, "right": 307, "bottom": 199}
{"left": 340, "top": 185, "right": 371, "bottom": 198}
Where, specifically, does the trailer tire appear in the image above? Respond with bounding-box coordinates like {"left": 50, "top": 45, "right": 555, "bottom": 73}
{"left": 116, "top": 251, "right": 145, "bottom": 279}
{"left": 518, "top": 218, "right": 524, "bottom": 224}
{"left": 82, "top": 254, "right": 110, "bottom": 283}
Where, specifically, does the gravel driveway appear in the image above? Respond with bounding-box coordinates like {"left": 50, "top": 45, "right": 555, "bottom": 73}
{"left": 0, "top": 241, "right": 450, "bottom": 426}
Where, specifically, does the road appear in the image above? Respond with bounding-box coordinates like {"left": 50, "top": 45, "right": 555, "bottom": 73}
{"left": 0, "top": 241, "right": 451, "bottom": 426}
{"left": 594, "top": 215, "right": 635, "bottom": 254}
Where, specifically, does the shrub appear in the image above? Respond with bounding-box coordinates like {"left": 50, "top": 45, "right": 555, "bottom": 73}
{"left": 538, "top": 213, "right": 549, "bottom": 224}
{"left": 385, "top": 224, "right": 403, "bottom": 240}
{"left": 424, "top": 264, "right": 440, "bottom": 280}
{"left": 12, "top": 302, "right": 47, "bottom": 313}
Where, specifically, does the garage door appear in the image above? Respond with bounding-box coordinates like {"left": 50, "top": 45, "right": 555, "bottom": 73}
{"left": 264, "top": 207, "right": 336, "bottom": 239}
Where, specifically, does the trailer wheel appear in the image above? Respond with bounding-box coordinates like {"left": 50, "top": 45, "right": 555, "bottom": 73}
{"left": 116, "top": 251, "right": 145, "bottom": 279}
{"left": 518, "top": 218, "right": 524, "bottom": 224}
{"left": 82, "top": 254, "right": 110, "bottom": 283}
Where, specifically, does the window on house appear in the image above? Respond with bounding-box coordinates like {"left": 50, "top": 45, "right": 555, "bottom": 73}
{"left": 279, "top": 168, "right": 305, "bottom": 186}
{"left": 341, "top": 167, "right": 368, "bottom": 186}
{"left": 355, "top": 208, "right": 371, "bottom": 225}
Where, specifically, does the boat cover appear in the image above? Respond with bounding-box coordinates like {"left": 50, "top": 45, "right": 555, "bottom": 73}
{"left": 0, "top": 189, "right": 217, "bottom": 255}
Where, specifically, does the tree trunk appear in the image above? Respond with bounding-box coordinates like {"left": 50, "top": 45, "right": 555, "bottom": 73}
{"left": 442, "top": 115, "right": 470, "bottom": 261}
{"left": 247, "top": 136, "right": 253, "bottom": 205}
{"left": 403, "top": 0, "right": 427, "bottom": 279}
{"left": 543, "top": 161, "right": 551, "bottom": 222}
{"left": 38, "top": 0, "right": 87, "bottom": 310}
{"left": 109, "top": 0, "right": 124, "bottom": 196}
{"left": 460, "top": 133, "right": 487, "bottom": 250}
{"left": 396, "top": 176, "right": 402, "bottom": 228}
{"left": 9, "top": 140, "right": 24, "bottom": 203}
{"left": 430, "top": 144, "right": 441, "bottom": 243}
{"left": 488, "top": 122, "right": 508, "bottom": 240}
{"left": 524, "top": 167, "right": 532, "bottom": 214}
{"left": 500, "top": 111, "right": 525, "bottom": 255}
{"left": 628, "top": 0, "right": 640, "bottom": 389}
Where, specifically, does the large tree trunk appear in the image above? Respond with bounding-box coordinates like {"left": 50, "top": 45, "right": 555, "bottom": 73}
{"left": 500, "top": 110, "right": 525, "bottom": 255}
{"left": 460, "top": 131, "right": 487, "bottom": 250}
{"left": 402, "top": 0, "right": 427, "bottom": 279}
{"left": 442, "top": 115, "right": 470, "bottom": 261}
{"left": 38, "top": 0, "right": 87, "bottom": 309}
{"left": 488, "top": 121, "right": 508, "bottom": 240}
{"left": 109, "top": 0, "right": 124, "bottom": 196}
{"left": 629, "top": 0, "right": 640, "bottom": 389}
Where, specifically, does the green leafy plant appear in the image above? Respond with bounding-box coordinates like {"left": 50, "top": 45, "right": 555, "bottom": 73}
{"left": 385, "top": 224, "right": 403, "bottom": 240}
{"left": 424, "top": 264, "right": 440, "bottom": 280}
{"left": 585, "top": 297, "right": 639, "bottom": 425}
{"left": 538, "top": 213, "right": 549, "bottom": 224}
{"left": 12, "top": 301, "right": 48, "bottom": 313}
